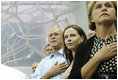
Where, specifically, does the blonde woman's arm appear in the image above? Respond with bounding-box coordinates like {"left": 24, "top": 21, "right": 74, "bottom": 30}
{"left": 81, "top": 43, "right": 117, "bottom": 78}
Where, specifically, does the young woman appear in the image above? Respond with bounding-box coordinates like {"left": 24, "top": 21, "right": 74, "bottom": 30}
{"left": 68, "top": 1, "right": 117, "bottom": 79}
{"left": 62, "top": 25, "right": 87, "bottom": 78}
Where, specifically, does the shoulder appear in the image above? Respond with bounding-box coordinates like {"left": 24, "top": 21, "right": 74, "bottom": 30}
{"left": 40, "top": 56, "right": 50, "bottom": 62}
{"left": 78, "top": 35, "right": 95, "bottom": 48}
{"left": 37, "top": 57, "right": 47, "bottom": 66}
{"left": 76, "top": 36, "right": 95, "bottom": 56}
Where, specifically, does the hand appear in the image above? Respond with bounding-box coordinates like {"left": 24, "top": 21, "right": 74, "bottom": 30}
{"left": 48, "top": 61, "right": 68, "bottom": 77}
{"left": 94, "top": 42, "right": 117, "bottom": 62}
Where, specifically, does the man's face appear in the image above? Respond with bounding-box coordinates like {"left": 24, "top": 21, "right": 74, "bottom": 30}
{"left": 45, "top": 46, "right": 53, "bottom": 56}
{"left": 32, "top": 63, "right": 38, "bottom": 73}
{"left": 48, "top": 28, "right": 63, "bottom": 49}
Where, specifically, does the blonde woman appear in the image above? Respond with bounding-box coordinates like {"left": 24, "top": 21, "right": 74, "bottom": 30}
{"left": 69, "top": 1, "right": 117, "bottom": 79}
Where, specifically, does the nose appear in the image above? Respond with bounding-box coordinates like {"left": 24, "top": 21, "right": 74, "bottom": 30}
{"left": 67, "top": 37, "right": 71, "bottom": 42}
{"left": 49, "top": 50, "right": 51, "bottom": 53}
{"left": 102, "top": 5, "right": 107, "bottom": 12}
{"left": 51, "top": 34, "right": 56, "bottom": 39}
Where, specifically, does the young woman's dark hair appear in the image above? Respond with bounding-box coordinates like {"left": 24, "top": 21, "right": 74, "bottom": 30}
{"left": 63, "top": 24, "right": 87, "bottom": 65}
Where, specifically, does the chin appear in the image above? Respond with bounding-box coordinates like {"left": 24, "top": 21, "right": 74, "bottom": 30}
{"left": 68, "top": 46, "right": 73, "bottom": 50}
{"left": 51, "top": 43, "right": 57, "bottom": 46}
{"left": 101, "top": 18, "right": 111, "bottom": 22}
{"left": 52, "top": 44, "right": 58, "bottom": 48}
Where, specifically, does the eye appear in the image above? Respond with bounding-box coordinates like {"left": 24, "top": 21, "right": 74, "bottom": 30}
{"left": 70, "top": 34, "right": 76, "bottom": 37}
{"left": 64, "top": 35, "right": 68, "bottom": 39}
{"left": 49, "top": 34, "right": 52, "bottom": 37}
{"left": 95, "top": 4, "right": 102, "bottom": 9}
{"left": 105, "top": 3, "right": 112, "bottom": 8}
{"left": 47, "top": 49, "right": 49, "bottom": 51}
{"left": 54, "top": 33, "right": 59, "bottom": 36}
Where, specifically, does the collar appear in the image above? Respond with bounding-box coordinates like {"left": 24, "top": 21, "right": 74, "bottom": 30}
{"left": 49, "top": 49, "right": 63, "bottom": 58}
{"left": 58, "top": 49, "right": 63, "bottom": 55}
{"left": 95, "top": 34, "right": 117, "bottom": 40}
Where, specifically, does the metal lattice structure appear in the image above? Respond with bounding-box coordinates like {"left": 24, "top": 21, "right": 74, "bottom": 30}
{"left": 1, "top": 1, "right": 89, "bottom": 67}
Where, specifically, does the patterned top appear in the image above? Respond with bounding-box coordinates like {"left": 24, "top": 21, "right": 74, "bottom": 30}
{"left": 90, "top": 34, "right": 117, "bottom": 78}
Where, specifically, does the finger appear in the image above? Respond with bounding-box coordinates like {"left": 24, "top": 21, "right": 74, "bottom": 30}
{"left": 108, "top": 42, "right": 117, "bottom": 47}
{"left": 110, "top": 44, "right": 117, "bottom": 50}
{"left": 58, "top": 62, "right": 66, "bottom": 66}
{"left": 108, "top": 47, "right": 117, "bottom": 57}
{"left": 112, "top": 47, "right": 117, "bottom": 56}
{"left": 54, "top": 61, "right": 58, "bottom": 65}
{"left": 59, "top": 65, "right": 68, "bottom": 70}
{"left": 60, "top": 69, "right": 67, "bottom": 73}
{"left": 59, "top": 63, "right": 68, "bottom": 68}
{"left": 103, "top": 43, "right": 106, "bottom": 47}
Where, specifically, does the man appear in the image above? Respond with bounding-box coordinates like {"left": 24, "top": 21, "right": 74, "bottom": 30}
{"left": 32, "top": 27, "right": 68, "bottom": 79}
{"left": 45, "top": 44, "right": 54, "bottom": 56}
{"left": 29, "top": 62, "right": 39, "bottom": 79}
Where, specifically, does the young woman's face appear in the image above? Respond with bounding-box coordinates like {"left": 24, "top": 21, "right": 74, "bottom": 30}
{"left": 91, "top": 1, "right": 116, "bottom": 24}
{"left": 64, "top": 28, "right": 83, "bottom": 51}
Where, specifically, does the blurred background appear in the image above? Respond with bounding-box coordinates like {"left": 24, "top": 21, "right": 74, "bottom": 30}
{"left": 1, "top": 1, "right": 89, "bottom": 75}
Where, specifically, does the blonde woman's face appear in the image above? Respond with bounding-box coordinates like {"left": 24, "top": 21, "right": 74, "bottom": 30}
{"left": 91, "top": 1, "right": 116, "bottom": 24}
{"left": 64, "top": 28, "right": 83, "bottom": 51}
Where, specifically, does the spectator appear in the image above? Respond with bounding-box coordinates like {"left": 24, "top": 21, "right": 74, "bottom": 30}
{"left": 29, "top": 62, "right": 39, "bottom": 79}
{"left": 32, "top": 27, "right": 68, "bottom": 79}
{"left": 45, "top": 44, "right": 54, "bottom": 56}
{"left": 69, "top": 1, "right": 117, "bottom": 79}
{"left": 29, "top": 44, "right": 53, "bottom": 79}
{"left": 62, "top": 25, "right": 87, "bottom": 79}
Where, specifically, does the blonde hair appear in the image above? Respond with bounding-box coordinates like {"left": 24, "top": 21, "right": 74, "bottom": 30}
{"left": 88, "top": 1, "right": 117, "bottom": 30}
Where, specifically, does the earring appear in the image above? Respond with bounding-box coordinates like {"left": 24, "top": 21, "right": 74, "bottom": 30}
{"left": 92, "top": 20, "right": 94, "bottom": 22}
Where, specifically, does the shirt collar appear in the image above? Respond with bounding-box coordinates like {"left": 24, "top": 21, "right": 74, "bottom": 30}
{"left": 58, "top": 49, "right": 63, "bottom": 55}
{"left": 49, "top": 49, "right": 63, "bottom": 58}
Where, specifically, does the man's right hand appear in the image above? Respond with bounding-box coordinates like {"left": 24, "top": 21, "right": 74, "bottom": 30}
{"left": 48, "top": 61, "right": 68, "bottom": 77}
